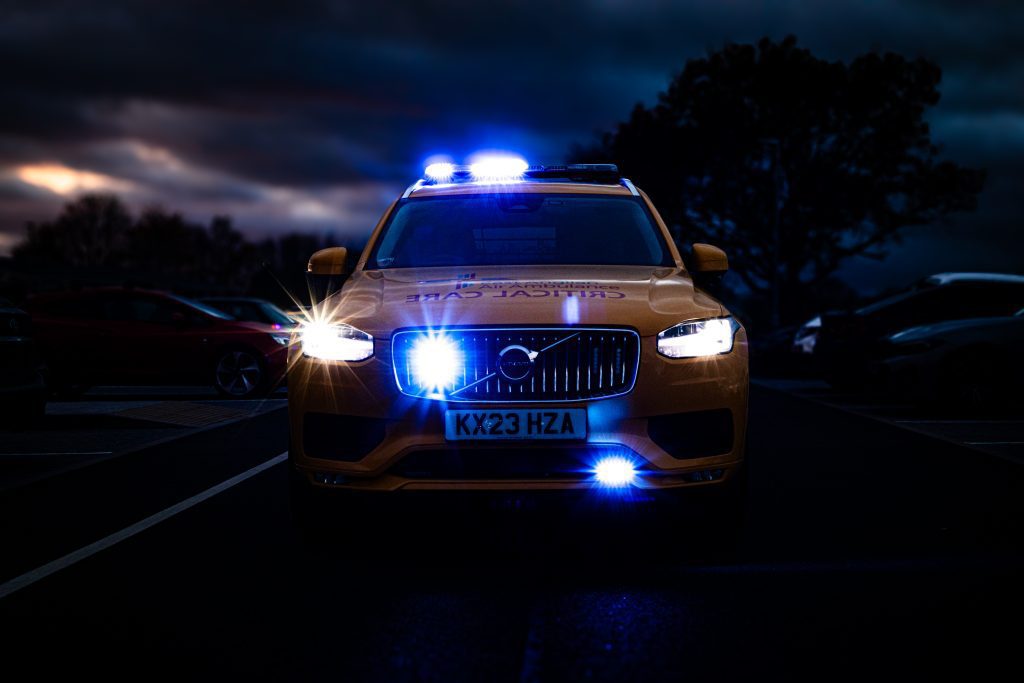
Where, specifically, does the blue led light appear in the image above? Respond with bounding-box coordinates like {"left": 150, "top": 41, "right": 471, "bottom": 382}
{"left": 594, "top": 456, "right": 636, "bottom": 487}
{"left": 469, "top": 155, "right": 528, "bottom": 181}
{"left": 410, "top": 334, "right": 462, "bottom": 395}
{"left": 424, "top": 162, "right": 455, "bottom": 182}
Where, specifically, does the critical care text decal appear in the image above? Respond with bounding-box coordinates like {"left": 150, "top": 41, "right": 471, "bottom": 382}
{"left": 405, "top": 281, "right": 625, "bottom": 303}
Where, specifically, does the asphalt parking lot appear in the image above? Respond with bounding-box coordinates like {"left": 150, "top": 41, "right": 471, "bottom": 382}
{"left": 756, "top": 378, "right": 1024, "bottom": 464}
{"left": 0, "top": 386, "right": 286, "bottom": 491}
{"left": 1, "top": 383, "right": 1023, "bottom": 681}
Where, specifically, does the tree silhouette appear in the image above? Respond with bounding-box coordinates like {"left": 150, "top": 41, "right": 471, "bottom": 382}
{"left": 574, "top": 36, "right": 985, "bottom": 325}
{"left": 9, "top": 193, "right": 329, "bottom": 306}
{"left": 15, "top": 194, "right": 133, "bottom": 268}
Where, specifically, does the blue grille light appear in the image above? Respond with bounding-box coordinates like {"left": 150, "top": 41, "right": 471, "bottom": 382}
{"left": 410, "top": 333, "right": 462, "bottom": 396}
{"left": 594, "top": 456, "right": 636, "bottom": 487}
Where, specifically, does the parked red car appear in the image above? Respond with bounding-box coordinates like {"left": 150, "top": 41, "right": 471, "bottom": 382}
{"left": 28, "top": 287, "right": 290, "bottom": 398}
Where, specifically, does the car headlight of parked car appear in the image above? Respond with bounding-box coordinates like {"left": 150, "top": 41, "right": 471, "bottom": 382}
{"left": 657, "top": 317, "right": 739, "bottom": 358}
{"left": 300, "top": 322, "right": 374, "bottom": 361}
{"left": 270, "top": 333, "right": 291, "bottom": 346}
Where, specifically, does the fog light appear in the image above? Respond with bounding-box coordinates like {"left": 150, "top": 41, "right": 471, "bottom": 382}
{"left": 594, "top": 456, "right": 636, "bottom": 487}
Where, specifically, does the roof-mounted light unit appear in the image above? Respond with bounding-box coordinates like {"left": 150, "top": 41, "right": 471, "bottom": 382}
{"left": 424, "top": 162, "right": 456, "bottom": 182}
{"left": 419, "top": 159, "right": 622, "bottom": 186}
{"left": 468, "top": 156, "right": 529, "bottom": 181}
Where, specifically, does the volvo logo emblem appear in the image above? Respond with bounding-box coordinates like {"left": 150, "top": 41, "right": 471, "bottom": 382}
{"left": 7, "top": 318, "right": 17, "bottom": 332}
{"left": 497, "top": 344, "right": 534, "bottom": 382}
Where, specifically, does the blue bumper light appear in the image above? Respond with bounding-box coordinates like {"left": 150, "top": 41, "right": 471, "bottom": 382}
{"left": 593, "top": 456, "right": 636, "bottom": 487}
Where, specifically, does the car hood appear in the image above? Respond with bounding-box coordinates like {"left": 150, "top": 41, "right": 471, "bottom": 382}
{"left": 319, "top": 265, "right": 725, "bottom": 337}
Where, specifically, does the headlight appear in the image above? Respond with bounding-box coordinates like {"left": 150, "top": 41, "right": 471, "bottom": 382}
{"left": 657, "top": 317, "right": 739, "bottom": 358}
{"left": 300, "top": 322, "right": 374, "bottom": 361}
{"left": 270, "top": 333, "right": 291, "bottom": 346}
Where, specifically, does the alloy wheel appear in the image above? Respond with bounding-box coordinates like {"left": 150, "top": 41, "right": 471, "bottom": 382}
{"left": 215, "top": 350, "right": 263, "bottom": 397}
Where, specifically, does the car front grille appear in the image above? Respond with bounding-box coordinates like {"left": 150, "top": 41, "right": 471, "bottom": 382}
{"left": 392, "top": 327, "right": 640, "bottom": 402}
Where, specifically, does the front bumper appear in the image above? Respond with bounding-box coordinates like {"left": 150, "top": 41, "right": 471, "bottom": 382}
{"left": 287, "top": 331, "right": 748, "bottom": 492}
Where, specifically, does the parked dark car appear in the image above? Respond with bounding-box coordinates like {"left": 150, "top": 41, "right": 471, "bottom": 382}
{"left": 0, "top": 297, "right": 47, "bottom": 423}
{"left": 28, "top": 288, "right": 290, "bottom": 398}
{"left": 199, "top": 297, "right": 296, "bottom": 328}
{"left": 879, "top": 310, "right": 1024, "bottom": 408}
{"left": 817, "top": 272, "right": 1024, "bottom": 391}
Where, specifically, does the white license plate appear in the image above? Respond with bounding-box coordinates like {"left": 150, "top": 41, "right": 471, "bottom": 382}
{"left": 445, "top": 409, "right": 586, "bottom": 441}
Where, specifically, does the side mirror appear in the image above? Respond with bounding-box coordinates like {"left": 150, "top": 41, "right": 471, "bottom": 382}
{"left": 690, "top": 243, "right": 729, "bottom": 274}
{"left": 307, "top": 247, "right": 349, "bottom": 303}
{"left": 308, "top": 247, "right": 349, "bottom": 276}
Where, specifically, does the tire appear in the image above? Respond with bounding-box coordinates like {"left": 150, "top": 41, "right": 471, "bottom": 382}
{"left": 289, "top": 464, "right": 320, "bottom": 536}
{"left": 213, "top": 348, "right": 267, "bottom": 398}
{"left": 660, "top": 463, "right": 748, "bottom": 563}
{"left": 289, "top": 466, "right": 366, "bottom": 550}
{"left": 940, "top": 350, "right": 1003, "bottom": 412}
{"left": 703, "top": 463, "right": 748, "bottom": 541}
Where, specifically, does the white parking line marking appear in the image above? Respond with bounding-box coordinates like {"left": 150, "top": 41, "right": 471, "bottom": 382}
{"left": 0, "top": 451, "right": 288, "bottom": 601}
{"left": 896, "top": 420, "right": 1024, "bottom": 425}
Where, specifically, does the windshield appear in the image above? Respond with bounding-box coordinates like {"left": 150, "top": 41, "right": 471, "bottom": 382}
{"left": 171, "top": 295, "right": 234, "bottom": 320}
{"left": 368, "top": 194, "right": 674, "bottom": 269}
{"left": 259, "top": 303, "right": 297, "bottom": 326}
{"left": 200, "top": 299, "right": 295, "bottom": 325}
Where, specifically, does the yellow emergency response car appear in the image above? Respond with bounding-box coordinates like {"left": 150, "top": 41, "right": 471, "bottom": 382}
{"left": 288, "top": 157, "right": 748, "bottom": 525}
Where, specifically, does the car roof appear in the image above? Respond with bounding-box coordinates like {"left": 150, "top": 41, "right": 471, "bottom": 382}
{"left": 31, "top": 286, "right": 169, "bottom": 301}
{"left": 927, "top": 272, "right": 1024, "bottom": 286}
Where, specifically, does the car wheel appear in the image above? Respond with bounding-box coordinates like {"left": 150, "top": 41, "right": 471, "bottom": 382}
{"left": 941, "top": 350, "right": 1003, "bottom": 412}
{"left": 289, "top": 465, "right": 345, "bottom": 549}
{"left": 213, "top": 349, "right": 266, "bottom": 398}
{"left": 660, "top": 462, "right": 748, "bottom": 563}
{"left": 289, "top": 465, "right": 318, "bottom": 533}
{"left": 703, "top": 463, "right": 748, "bottom": 540}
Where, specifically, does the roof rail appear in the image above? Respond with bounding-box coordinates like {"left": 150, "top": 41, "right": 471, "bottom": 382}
{"left": 620, "top": 178, "right": 639, "bottom": 196}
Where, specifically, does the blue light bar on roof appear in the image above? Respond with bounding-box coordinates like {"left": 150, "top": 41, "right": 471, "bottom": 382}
{"left": 469, "top": 155, "right": 528, "bottom": 181}
{"left": 420, "top": 159, "right": 621, "bottom": 185}
{"left": 424, "top": 162, "right": 455, "bottom": 182}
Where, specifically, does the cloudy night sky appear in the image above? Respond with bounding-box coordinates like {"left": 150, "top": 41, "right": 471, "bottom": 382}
{"left": 1, "top": 0, "right": 1022, "bottom": 293}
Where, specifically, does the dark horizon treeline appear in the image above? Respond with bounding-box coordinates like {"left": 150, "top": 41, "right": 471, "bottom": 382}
{"left": 0, "top": 190, "right": 862, "bottom": 331}
{"left": 0, "top": 194, "right": 352, "bottom": 309}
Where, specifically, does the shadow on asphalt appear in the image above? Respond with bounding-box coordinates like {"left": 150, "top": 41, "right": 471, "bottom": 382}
{"left": 38, "top": 413, "right": 181, "bottom": 431}
{"left": 292, "top": 495, "right": 747, "bottom": 583}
